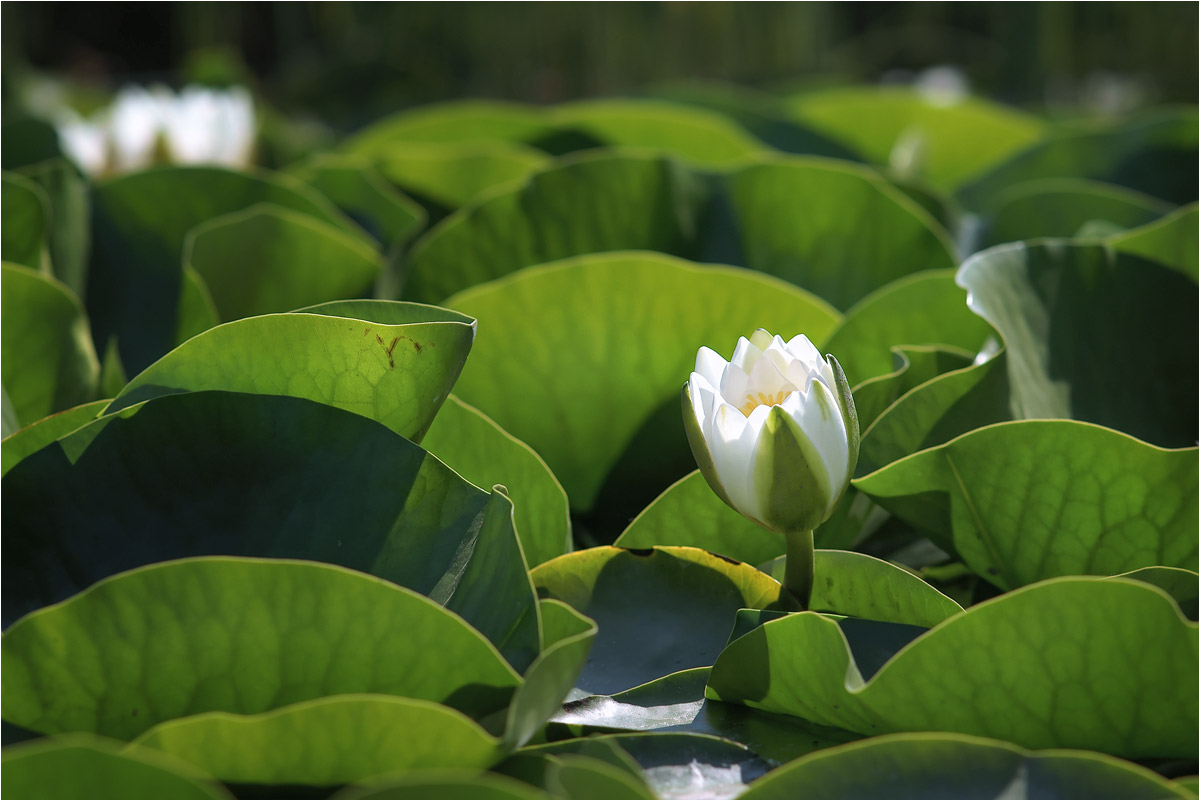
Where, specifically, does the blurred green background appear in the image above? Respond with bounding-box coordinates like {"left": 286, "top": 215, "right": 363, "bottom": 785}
{"left": 3, "top": 2, "right": 1196, "bottom": 134}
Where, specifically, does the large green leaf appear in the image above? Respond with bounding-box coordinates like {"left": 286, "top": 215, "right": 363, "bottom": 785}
{"left": 402, "top": 153, "right": 707, "bottom": 303}
{"left": 18, "top": 158, "right": 91, "bottom": 297}
{"left": 88, "top": 166, "right": 369, "bottom": 374}
{"left": 1, "top": 172, "right": 48, "bottom": 269}
{"left": 1, "top": 263, "right": 99, "bottom": 428}
{"left": 760, "top": 550, "right": 963, "bottom": 627}
{"left": 403, "top": 152, "right": 953, "bottom": 308}
{"left": 0, "top": 398, "right": 106, "bottom": 476}
{"left": 1107, "top": 202, "right": 1198, "bottom": 281}
{"left": 738, "top": 732, "right": 1194, "bottom": 800}
{"left": 958, "top": 108, "right": 1199, "bottom": 210}
{"left": 287, "top": 154, "right": 426, "bottom": 251}
{"left": 707, "top": 577, "right": 1198, "bottom": 758}
{"left": 856, "top": 354, "right": 1010, "bottom": 475}
{"left": 447, "top": 251, "right": 839, "bottom": 512}
{"left": 955, "top": 241, "right": 1198, "bottom": 447}
{"left": 784, "top": 86, "right": 1046, "bottom": 191}
{"left": 423, "top": 396, "right": 571, "bottom": 567}
{"left": 344, "top": 101, "right": 549, "bottom": 154}
{"left": 850, "top": 346, "right": 975, "bottom": 432}
{"left": 822, "top": 270, "right": 993, "bottom": 388}
{"left": 3, "top": 557, "right": 522, "bottom": 740}
{"left": 982, "top": 178, "right": 1173, "bottom": 247}
{"left": 375, "top": 142, "right": 551, "bottom": 211}
{"left": 338, "top": 770, "right": 547, "bottom": 800}
{"left": 2, "top": 391, "right": 538, "bottom": 673}
{"left": 548, "top": 99, "right": 768, "bottom": 166}
{"left": 132, "top": 695, "right": 503, "bottom": 787}
{"left": 502, "top": 599, "right": 597, "bottom": 751}
{"left": 183, "top": 204, "right": 383, "bottom": 322}
{"left": 106, "top": 301, "right": 474, "bottom": 442}
{"left": 615, "top": 470, "right": 782, "bottom": 566}
{"left": 854, "top": 420, "right": 1198, "bottom": 589}
{"left": 1, "top": 735, "right": 231, "bottom": 799}
{"left": 718, "top": 156, "right": 956, "bottom": 310}
{"left": 531, "top": 546, "right": 783, "bottom": 696}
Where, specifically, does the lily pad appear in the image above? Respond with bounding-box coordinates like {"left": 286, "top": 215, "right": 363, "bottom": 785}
{"left": 982, "top": 178, "right": 1173, "bottom": 247}
{"left": 855, "top": 420, "right": 1198, "bottom": 588}
{"left": 1, "top": 172, "right": 48, "bottom": 270}
{"left": 18, "top": 158, "right": 91, "bottom": 297}
{"left": 132, "top": 695, "right": 503, "bottom": 787}
{"left": 1, "top": 263, "right": 99, "bottom": 428}
{"left": 531, "top": 546, "right": 783, "bottom": 696}
{"left": 375, "top": 141, "right": 551, "bottom": 211}
{"left": 822, "top": 270, "right": 993, "bottom": 388}
{"left": 337, "top": 770, "right": 547, "bottom": 800}
{"left": 707, "top": 577, "right": 1198, "bottom": 758}
{"left": 183, "top": 204, "right": 384, "bottom": 322}
{"left": 88, "top": 166, "right": 370, "bottom": 374}
{"left": 738, "top": 732, "right": 1194, "bottom": 800}
{"left": 784, "top": 86, "right": 1046, "bottom": 191}
{"left": 423, "top": 395, "right": 572, "bottom": 567}
{"left": 1107, "top": 202, "right": 1198, "bottom": 281}
{"left": 850, "top": 346, "right": 975, "bottom": 431}
{"left": 955, "top": 241, "right": 1198, "bottom": 448}
{"left": 2, "top": 557, "right": 522, "bottom": 740}
{"left": 1, "top": 734, "right": 231, "bottom": 799}
{"left": 0, "top": 398, "right": 107, "bottom": 476}
{"left": 106, "top": 301, "right": 475, "bottom": 442}
{"left": 2, "top": 391, "right": 539, "bottom": 673}
{"left": 447, "top": 251, "right": 839, "bottom": 511}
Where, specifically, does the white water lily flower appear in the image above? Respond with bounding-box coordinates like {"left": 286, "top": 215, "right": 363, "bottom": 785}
{"left": 683, "top": 328, "right": 859, "bottom": 534}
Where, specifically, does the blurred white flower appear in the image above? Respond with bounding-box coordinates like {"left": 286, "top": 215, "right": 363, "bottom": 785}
{"left": 54, "top": 84, "right": 256, "bottom": 178}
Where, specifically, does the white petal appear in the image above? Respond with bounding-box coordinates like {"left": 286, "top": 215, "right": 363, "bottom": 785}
{"left": 749, "top": 328, "right": 775, "bottom": 350}
{"left": 730, "top": 336, "right": 763, "bottom": 373}
{"left": 109, "top": 86, "right": 164, "bottom": 171}
{"left": 745, "top": 349, "right": 793, "bottom": 397}
{"left": 785, "top": 334, "right": 824, "bottom": 370}
{"left": 688, "top": 372, "right": 718, "bottom": 434}
{"left": 711, "top": 402, "right": 760, "bottom": 519}
{"left": 719, "top": 363, "right": 749, "bottom": 409}
{"left": 694, "top": 346, "right": 728, "bottom": 386}
{"left": 55, "top": 111, "right": 107, "bottom": 176}
{"left": 792, "top": 378, "right": 850, "bottom": 513}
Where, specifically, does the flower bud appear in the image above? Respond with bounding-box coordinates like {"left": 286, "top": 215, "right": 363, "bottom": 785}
{"left": 682, "top": 328, "right": 859, "bottom": 534}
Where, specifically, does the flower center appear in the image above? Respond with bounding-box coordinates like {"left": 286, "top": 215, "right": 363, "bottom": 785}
{"left": 740, "top": 390, "right": 789, "bottom": 416}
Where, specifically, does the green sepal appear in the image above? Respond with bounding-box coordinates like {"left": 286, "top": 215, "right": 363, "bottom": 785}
{"left": 680, "top": 382, "right": 736, "bottom": 511}
{"left": 827, "top": 353, "right": 860, "bottom": 486}
{"left": 753, "top": 405, "right": 832, "bottom": 533}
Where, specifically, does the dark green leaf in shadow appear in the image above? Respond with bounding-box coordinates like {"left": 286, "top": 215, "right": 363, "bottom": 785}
{"left": 784, "top": 87, "right": 1046, "bottom": 192}
{"left": 957, "top": 241, "right": 1198, "bottom": 448}
{"left": 738, "top": 732, "right": 1194, "bottom": 800}
{"left": 1, "top": 263, "right": 99, "bottom": 427}
{"left": 1, "top": 391, "right": 535, "bottom": 663}
{"left": 1, "top": 386, "right": 17, "bottom": 439}
{"left": 1, "top": 172, "right": 49, "bottom": 270}
{"left": 707, "top": 577, "right": 1198, "bottom": 758}
{"left": 857, "top": 354, "right": 1010, "bottom": 475}
{"left": 856, "top": 420, "right": 1198, "bottom": 588}
{"left": 1, "top": 734, "right": 231, "bottom": 799}
{"left": 982, "top": 178, "right": 1173, "bottom": 247}
{"left": 336, "top": 770, "right": 548, "bottom": 800}
{"left": 447, "top": 252, "right": 839, "bottom": 512}
{"left": 2, "top": 557, "right": 521, "bottom": 740}
{"left": 531, "top": 546, "right": 783, "bottom": 696}
{"left": 549, "top": 754, "right": 655, "bottom": 800}
{"left": 88, "top": 166, "right": 370, "bottom": 374}
{"left": 423, "top": 396, "right": 572, "bottom": 568}
{"left": 1, "top": 117, "right": 63, "bottom": 171}
{"left": 958, "top": 108, "right": 1199, "bottom": 210}
{"left": 1111, "top": 567, "right": 1199, "bottom": 620}
{"left": 183, "top": 204, "right": 383, "bottom": 322}
{"left": 18, "top": 158, "right": 91, "bottom": 297}
{"left": 174, "top": 265, "right": 219, "bottom": 345}
{"left": 132, "top": 695, "right": 503, "bottom": 787}
{"left": 1107, "top": 203, "right": 1198, "bottom": 282}
{"left": 0, "top": 398, "right": 107, "bottom": 476}
{"left": 106, "top": 301, "right": 475, "bottom": 442}
{"left": 822, "top": 270, "right": 993, "bottom": 388}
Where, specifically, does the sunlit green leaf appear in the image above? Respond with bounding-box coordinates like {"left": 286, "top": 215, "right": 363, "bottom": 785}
{"left": 1, "top": 172, "right": 48, "bottom": 270}
{"left": 1107, "top": 203, "right": 1198, "bottom": 281}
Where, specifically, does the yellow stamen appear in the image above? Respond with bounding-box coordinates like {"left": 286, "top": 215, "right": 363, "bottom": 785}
{"left": 740, "top": 390, "right": 789, "bottom": 416}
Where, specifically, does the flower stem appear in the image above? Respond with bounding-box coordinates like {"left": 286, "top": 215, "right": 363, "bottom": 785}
{"left": 783, "top": 528, "right": 815, "bottom": 610}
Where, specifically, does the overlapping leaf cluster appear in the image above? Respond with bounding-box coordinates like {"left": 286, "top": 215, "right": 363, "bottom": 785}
{"left": 2, "top": 86, "right": 1197, "bottom": 799}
